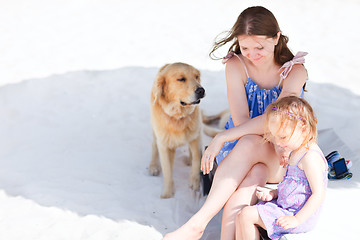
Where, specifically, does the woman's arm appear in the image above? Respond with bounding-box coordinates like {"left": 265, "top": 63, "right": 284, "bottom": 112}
{"left": 225, "top": 60, "right": 308, "bottom": 139}
{"left": 277, "top": 151, "right": 326, "bottom": 229}
{"left": 201, "top": 57, "right": 260, "bottom": 174}
{"left": 201, "top": 60, "right": 308, "bottom": 174}
{"left": 278, "top": 64, "right": 308, "bottom": 99}
{"left": 201, "top": 115, "right": 266, "bottom": 174}
{"left": 224, "top": 56, "right": 251, "bottom": 126}
{"left": 208, "top": 63, "right": 307, "bottom": 145}
{"left": 217, "top": 114, "right": 266, "bottom": 142}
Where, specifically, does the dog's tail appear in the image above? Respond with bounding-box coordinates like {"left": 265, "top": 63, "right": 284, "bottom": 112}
{"left": 201, "top": 109, "right": 230, "bottom": 137}
{"left": 202, "top": 109, "right": 229, "bottom": 124}
{"left": 203, "top": 124, "right": 222, "bottom": 137}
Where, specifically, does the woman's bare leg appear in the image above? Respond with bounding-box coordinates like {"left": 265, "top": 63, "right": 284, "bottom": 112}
{"left": 220, "top": 163, "right": 268, "bottom": 240}
{"left": 163, "top": 135, "right": 283, "bottom": 240}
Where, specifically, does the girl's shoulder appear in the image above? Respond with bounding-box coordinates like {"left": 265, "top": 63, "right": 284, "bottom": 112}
{"left": 298, "top": 146, "right": 327, "bottom": 171}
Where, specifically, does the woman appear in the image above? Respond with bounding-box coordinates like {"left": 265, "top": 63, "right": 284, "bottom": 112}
{"left": 163, "top": 6, "right": 308, "bottom": 240}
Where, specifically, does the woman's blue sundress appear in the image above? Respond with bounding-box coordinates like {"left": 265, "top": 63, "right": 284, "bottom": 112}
{"left": 216, "top": 52, "right": 307, "bottom": 164}
{"left": 215, "top": 78, "right": 281, "bottom": 164}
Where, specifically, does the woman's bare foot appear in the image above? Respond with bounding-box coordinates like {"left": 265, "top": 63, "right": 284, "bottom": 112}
{"left": 162, "top": 220, "right": 204, "bottom": 240}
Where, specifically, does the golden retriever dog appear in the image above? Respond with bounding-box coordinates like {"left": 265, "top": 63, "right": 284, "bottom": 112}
{"left": 149, "top": 62, "right": 205, "bottom": 198}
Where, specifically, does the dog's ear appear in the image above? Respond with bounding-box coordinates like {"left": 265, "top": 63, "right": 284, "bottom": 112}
{"left": 152, "top": 64, "right": 168, "bottom": 103}
{"left": 158, "top": 64, "right": 169, "bottom": 73}
{"left": 195, "top": 68, "right": 201, "bottom": 82}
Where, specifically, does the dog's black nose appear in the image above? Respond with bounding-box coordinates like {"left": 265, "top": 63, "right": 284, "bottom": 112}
{"left": 195, "top": 87, "right": 205, "bottom": 98}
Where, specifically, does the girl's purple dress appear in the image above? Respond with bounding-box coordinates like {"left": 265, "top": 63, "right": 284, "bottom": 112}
{"left": 256, "top": 150, "right": 328, "bottom": 239}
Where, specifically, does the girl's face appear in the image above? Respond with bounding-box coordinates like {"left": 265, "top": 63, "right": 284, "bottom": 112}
{"left": 268, "top": 115, "right": 306, "bottom": 153}
{"left": 237, "top": 35, "right": 278, "bottom": 65}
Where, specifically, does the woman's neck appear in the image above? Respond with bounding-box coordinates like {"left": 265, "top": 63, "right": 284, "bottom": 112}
{"left": 244, "top": 56, "right": 281, "bottom": 89}
{"left": 257, "top": 59, "right": 277, "bottom": 73}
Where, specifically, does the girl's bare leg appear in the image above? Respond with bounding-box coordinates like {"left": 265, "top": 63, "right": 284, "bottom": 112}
{"left": 220, "top": 163, "right": 268, "bottom": 240}
{"left": 163, "top": 135, "right": 282, "bottom": 240}
{"left": 236, "top": 205, "right": 266, "bottom": 240}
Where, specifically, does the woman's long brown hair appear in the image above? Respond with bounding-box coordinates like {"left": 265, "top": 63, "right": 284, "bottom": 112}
{"left": 209, "top": 6, "right": 294, "bottom": 66}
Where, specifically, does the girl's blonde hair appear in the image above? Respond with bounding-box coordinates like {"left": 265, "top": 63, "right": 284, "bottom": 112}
{"left": 264, "top": 96, "right": 318, "bottom": 149}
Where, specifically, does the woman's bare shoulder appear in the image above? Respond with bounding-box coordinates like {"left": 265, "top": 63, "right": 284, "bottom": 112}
{"left": 225, "top": 55, "right": 248, "bottom": 84}
{"left": 287, "top": 64, "right": 308, "bottom": 79}
{"left": 280, "top": 64, "right": 308, "bottom": 93}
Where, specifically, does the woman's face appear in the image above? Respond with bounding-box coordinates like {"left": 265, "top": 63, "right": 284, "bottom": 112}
{"left": 237, "top": 35, "right": 278, "bottom": 65}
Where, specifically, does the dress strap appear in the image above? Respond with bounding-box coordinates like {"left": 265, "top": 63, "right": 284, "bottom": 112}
{"left": 296, "top": 149, "right": 327, "bottom": 167}
{"left": 278, "top": 51, "right": 308, "bottom": 86}
{"left": 222, "top": 52, "right": 250, "bottom": 78}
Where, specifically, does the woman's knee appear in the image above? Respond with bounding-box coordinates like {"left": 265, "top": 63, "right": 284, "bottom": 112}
{"left": 247, "top": 163, "right": 269, "bottom": 181}
{"left": 237, "top": 135, "right": 260, "bottom": 149}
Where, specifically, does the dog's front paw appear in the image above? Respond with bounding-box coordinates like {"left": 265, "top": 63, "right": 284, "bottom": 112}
{"left": 149, "top": 163, "right": 161, "bottom": 176}
{"left": 161, "top": 182, "right": 175, "bottom": 198}
{"left": 183, "top": 156, "right": 191, "bottom": 166}
{"left": 189, "top": 173, "right": 200, "bottom": 191}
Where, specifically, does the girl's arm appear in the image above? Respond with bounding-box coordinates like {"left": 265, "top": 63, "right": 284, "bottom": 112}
{"left": 277, "top": 150, "right": 326, "bottom": 229}
{"left": 294, "top": 151, "right": 327, "bottom": 223}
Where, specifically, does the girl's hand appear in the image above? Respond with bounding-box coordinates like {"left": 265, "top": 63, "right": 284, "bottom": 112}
{"left": 276, "top": 215, "right": 300, "bottom": 229}
{"left": 256, "top": 186, "right": 276, "bottom": 201}
{"left": 274, "top": 144, "right": 290, "bottom": 168}
{"left": 201, "top": 134, "right": 224, "bottom": 174}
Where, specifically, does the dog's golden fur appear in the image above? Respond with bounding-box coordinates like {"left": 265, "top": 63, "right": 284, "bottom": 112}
{"left": 149, "top": 62, "right": 205, "bottom": 198}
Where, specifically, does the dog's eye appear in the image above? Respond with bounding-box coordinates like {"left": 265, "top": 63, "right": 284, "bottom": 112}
{"left": 195, "top": 75, "right": 199, "bottom": 80}
{"left": 177, "top": 77, "right": 186, "bottom": 82}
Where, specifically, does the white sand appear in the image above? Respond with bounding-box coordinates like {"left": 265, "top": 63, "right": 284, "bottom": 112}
{"left": 0, "top": 0, "right": 359, "bottom": 239}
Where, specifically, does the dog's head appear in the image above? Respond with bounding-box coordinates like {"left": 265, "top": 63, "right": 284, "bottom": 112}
{"left": 152, "top": 63, "right": 205, "bottom": 110}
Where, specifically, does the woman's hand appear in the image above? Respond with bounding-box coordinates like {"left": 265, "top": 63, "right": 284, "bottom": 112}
{"left": 201, "top": 134, "right": 225, "bottom": 174}
{"left": 256, "top": 186, "right": 277, "bottom": 201}
{"left": 276, "top": 215, "right": 300, "bottom": 229}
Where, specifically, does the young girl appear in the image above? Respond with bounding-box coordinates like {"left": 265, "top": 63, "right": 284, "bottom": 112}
{"left": 235, "top": 96, "right": 328, "bottom": 240}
